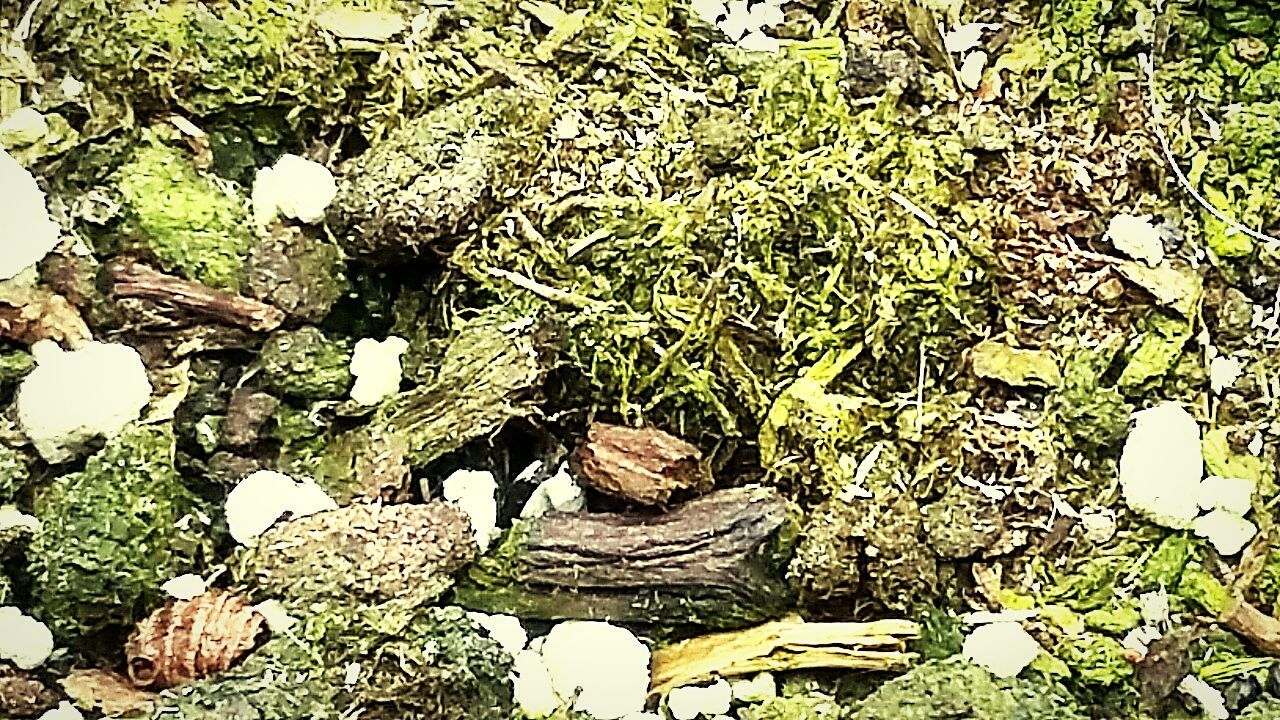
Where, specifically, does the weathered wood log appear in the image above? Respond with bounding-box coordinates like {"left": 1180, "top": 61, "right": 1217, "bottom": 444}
{"left": 108, "top": 258, "right": 285, "bottom": 332}
{"left": 570, "top": 423, "right": 713, "bottom": 506}
{"left": 649, "top": 617, "right": 920, "bottom": 696}
{"left": 455, "top": 485, "right": 798, "bottom": 629}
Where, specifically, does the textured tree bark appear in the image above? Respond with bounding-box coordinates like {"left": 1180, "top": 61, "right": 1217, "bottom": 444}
{"left": 455, "top": 485, "right": 799, "bottom": 629}
{"left": 649, "top": 617, "right": 920, "bottom": 696}
{"left": 108, "top": 259, "right": 285, "bottom": 332}
{"left": 1223, "top": 598, "right": 1280, "bottom": 655}
{"left": 570, "top": 423, "right": 713, "bottom": 506}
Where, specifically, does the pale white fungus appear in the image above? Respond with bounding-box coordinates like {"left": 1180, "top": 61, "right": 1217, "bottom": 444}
{"left": 17, "top": 340, "right": 153, "bottom": 463}
{"left": 224, "top": 470, "right": 338, "bottom": 544}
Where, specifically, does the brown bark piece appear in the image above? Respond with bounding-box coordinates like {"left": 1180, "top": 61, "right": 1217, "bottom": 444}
{"left": 570, "top": 423, "right": 713, "bottom": 506}
{"left": 60, "top": 669, "right": 157, "bottom": 716}
{"left": 1223, "top": 598, "right": 1280, "bottom": 655}
{"left": 649, "top": 617, "right": 920, "bottom": 696}
{"left": 0, "top": 285, "right": 91, "bottom": 346}
{"left": 108, "top": 258, "right": 285, "bottom": 332}
{"left": 125, "top": 589, "right": 266, "bottom": 690}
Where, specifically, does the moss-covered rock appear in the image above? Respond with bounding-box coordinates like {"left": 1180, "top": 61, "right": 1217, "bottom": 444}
{"left": 244, "top": 225, "right": 348, "bottom": 323}
{"left": 256, "top": 327, "right": 353, "bottom": 400}
{"left": 111, "top": 135, "right": 255, "bottom": 290}
{"left": 849, "top": 658, "right": 1088, "bottom": 719}
{"left": 28, "top": 424, "right": 213, "bottom": 640}
{"left": 170, "top": 602, "right": 514, "bottom": 720}
{"left": 739, "top": 693, "right": 844, "bottom": 720}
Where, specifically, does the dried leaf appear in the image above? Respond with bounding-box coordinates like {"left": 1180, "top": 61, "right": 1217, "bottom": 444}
{"left": 60, "top": 669, "right": 157, "bottom": 717}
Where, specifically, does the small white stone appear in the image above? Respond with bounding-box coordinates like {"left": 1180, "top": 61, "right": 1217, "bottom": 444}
{"left": 1197, "top": 475, "right": 1254, "bottom": 515}
{"left": 667, "top": 679, "right": 732, "bottom": 720}
{"left": 343, "top": 662, "right": 361, "bottom": 686}
{"left": 1121, "top": 625, "right": 1162, "bottom": 658}
{"left": 962, "top": 622, "right": 1040, "bottom": 678}
{"left": 958, "top": 51, "right": 988, "bottom": 90}
{"left": 0, "top": 147, "right": 61, "bottom": 281}
{"left": 349, "top": 336, "right": 409, "bottom": 406}
{"left": 513, "top": 648, "right": 560, "bottom": 718}
{"left": 691, "top": 0, "right": 727, "bottom": 24}
{"left": 225, "top": 470, "right": 338, "bottom": 544}
{"left": 730, "top": 673, "right": 777, "bottom": 703}
{"left": 37, "top": 702, "right": 83, "bottom": 720}
{"left": 0, "top": 507, "right": 40, "bottom": 533}
{"left": 1193, "top": 509, "right": 1257, "bottom": 555}
{"left": 161, "top": 573, "right": 208, "bottom": 600}
{"left": 1107, "top": 214, "right": 1165, "bottom": 265}
{"left": 539, "top": 621, "right": 651, "bottom": 720}
{"left": 1209, "top": 355, "right": 1243, "bottom": 394}
{"left": 252, "top": 154, "right": 337, "bottom": 225}
{"left": 1178, "top": 674, "right": 1229, "bottom": 720}
{"left": 717, "top": 0, "right": 753, "bottom": 41}
{"left": 0, "top": 107, "right": 49, "bottom": 146}
{"left": 17, "top": 341, "right": 153, "bottom": 463}
{"left": 251, "top": 599, "right": 297, "bottom": 632}
{"left": 1250, "top": 433, "right": 1265, "bottom": 456}
{"left": 59, "top": 76, "right": 86, "bottom": 99}
{"left": 943, "top": 22, "right": 999, "bottom": 54}
{"left": 1119, "top": 402, "right": 1203, "bottom": 529}
{"left": 0, "top": 606, "right": 54, "bottom": 669}
{"left": 521, "top": 464, "right": 586, "bottom": 518}
{"left": 1078, "top": 508, "right": 1117, "bottom": 544}
{"left": 1139, "top": 590, "right": 1170, "bottom": 626}
{"left": 467, "top": 612, "right": 528, "bottom": 655}
{"left": 443, "top": 469, "right": 500, "bottom": 551}
{"left": 747, "top": 1, "right": 785, "bottom": 29}
{"left": 737, "top": 31, "right": 781, "bottom": 53}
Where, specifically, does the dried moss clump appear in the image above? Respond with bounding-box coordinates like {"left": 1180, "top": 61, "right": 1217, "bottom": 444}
{"left": 171, "top": 603, "right": 515, "bottom": 720}
{"left": 234, "top": 501, "right": 477, "bottom": 608}
{"left": 111, "top": 136, "right": 255, "bottom": 290}
{"left": 28, "top": 425, "right": 212, "bottom": 639}
{"left": 848, "top": 658, "right": 1088, "bottom": 720}
{"left": 256, "top": 327, "right": 353, "bottom": 400}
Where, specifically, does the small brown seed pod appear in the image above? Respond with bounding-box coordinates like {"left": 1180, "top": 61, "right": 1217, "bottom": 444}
{"left": 125, "top": 589, "right": 266, "bottom": 690}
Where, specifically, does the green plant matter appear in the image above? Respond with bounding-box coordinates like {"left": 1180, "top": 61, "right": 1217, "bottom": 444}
{"left": 1117, "top": 313, "right": 1192, "bottom": 389}
{"left": 27, "top": 425, "right": 212, "bottom": 639}
{"left": 0, "top": 445, "right": 28, "bottom": 503}
{"left": 848, "top": 658, "right": 1088, "bottom": 719}
{"left": 1057, "top": 633, "right": 1134, "bottom": 686}
{"left": 110, "top": 134, "right": 255, "bottom": 290}
{"left": 739, "top": 693, "right": 844, "bottom": 720}
{"left": 0, "top": 348, "right": 33, "bottom": 393}
{"left": 171, "top": 602, "right": 514, "bottom": 720}
{"left": 256, "top": 327, "right": 353, "bottom": 400}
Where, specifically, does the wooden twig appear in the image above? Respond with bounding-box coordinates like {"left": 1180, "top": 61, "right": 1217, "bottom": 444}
{"left": 108, "top": 259, "right": 285, "bottom": 332}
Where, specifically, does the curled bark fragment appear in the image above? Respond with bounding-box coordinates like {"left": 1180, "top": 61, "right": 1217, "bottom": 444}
{"left": 108, "top": 258, "right": 285, "bottom": 332}
{"left": 650, "top": 617, "right": 920, "bottom": 696}
{"left": 570, "top": 423, "right": 714, "bottom": 506}
{"left": 125, "top": 590, "right": 266, "bottom": 690}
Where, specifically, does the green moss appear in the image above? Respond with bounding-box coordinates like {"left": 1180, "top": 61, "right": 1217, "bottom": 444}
{"left": 1117, "top": 314, "right": 1193, "bottom": 389}
{"left": 0, "top": 348, "right": 34, "bottom": 394}
{"left": 740, "top": 693, "right": 844, "bottom": 720}
{"left": 1139, "top": 534, "right": 1194, "bottom": 590}
{"left": 1178, "top": 563, "right": 1233, "bottom": 616}
{"left": 112, "top": 135, "right": 254, "bottom": 290}
{"left": 28, "top": 425, "right": 213, "bottom": 640}
{"left": 1051, "top": 344, "right": 1132, "bottom": 452}
{"left": 970, "top": 339, "right": 1062, "bottom": 388}
{"left": 1084, "top": 601, "right": 1142, "bottom": 634}
{"left": 0, "top": 445, "right": 29, "bottom": 504}
{"left": 257, "top": 327, "right": 353, "bottom": 400}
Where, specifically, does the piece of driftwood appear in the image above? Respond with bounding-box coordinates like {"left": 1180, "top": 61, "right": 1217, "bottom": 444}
{"left": 456, "top": 485, "right": 798, "bottom": 628}
{"left": 649, "top": 617, "right": 921, "bottom": 696}
{"left": 108, "top": 258, "right": 285, "bottom": 332}
{"left": 1223, "top": 598, "right": 1280, "bottom": 655}
{"left": 570, "top": 423, "right": 713, "bottom": 506}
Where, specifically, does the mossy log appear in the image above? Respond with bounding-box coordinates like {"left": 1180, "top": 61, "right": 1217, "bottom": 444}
{"left": 455, "top": 485, "right": 798, "bottom": 629}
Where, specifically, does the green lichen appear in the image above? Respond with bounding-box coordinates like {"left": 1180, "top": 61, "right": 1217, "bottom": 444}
{"left": 1178, "top": 563, "right": 1233, "bottom": 616}
{"left": 1057, "top": 634, "right": 1134, "bottom": 686}
{"left": 257, "top": 327, "right": 353, "bottom": 400}
{"left": 1117, "top": 314, "right": 1193, "bottom": 389}
{"left": 112, "top": 135, "right": 254, "bottom": 290}
{"left": 28, "top": 425, "right": 212, "bottom": 639}
{"left": 0, "top": 445, "right": 28, "bottom": 503}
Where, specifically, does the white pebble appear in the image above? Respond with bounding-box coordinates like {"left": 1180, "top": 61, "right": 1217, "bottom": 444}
{"left": 1139, "top": 590, "right": 1170, "bottom": 626}
{"left": 161, "top": 573, "right": 208, "bottom": 600}
{"left": 1193, "top": 509, "right": 1257, "bottom": 555}
{"left": 467, "top": 611, "right": 528, "bottom": 655}
{"left": 1119, "top": 402, "right": 1203, "bottom": 529}
{"left": 0, "top": 606, "right": 54, "bottom": 669}
{"left": 1178, "top": 674, "right": 1229, "bottom": 720}
{"left": 252, "top": 154, "right": 337, "bottom": 225}
{"left": 0, "top": 147, "right": 62, "bottom": 280}
{"left": 521, "top": 463, "right": 586, "bottom": 518}
{"left": 958, "top": 51, "right": 988, "bottom": 90}
{"left": 1107, "top": 213, "right": 1164, "bottom": 265}
{"left": 962, "top": 622, "right": 1040, "bottom": 678}
{"left": 1209, "top": 355, "right": 1243, "bottom": 394}
{"left": 513, "top": 648, "right": 560, "bottom": 718}
{"left": 1197, "top": 475, "right": 1254, "bottom": 515}
{"left": 37, "top": 702, "right": 83, "bottom": 720}
{"left": 17, "top": 341, "right": 153, "bottom": 463}
{"left": 539, "top": 621, "right": 651, "bottom": 720}
{"left": 667, "top": 679, "right": 732, "bottom": 720}
{"left": 943, "top": 22, "right": 1000, "bottom": 54}
{"left": 730, "top": 672, "right": 777, "bottom": 703}
{"left": 224, "top": 470, "right": 337, "bottom": 544}
{"left": 0, "top": 507, "right": 40, "bottom": 533}
{"left": 349, "top": 336, "right": 409, "bottom": 406}
{"left": 443, "top": 469, "right": 500, "bottom": 550}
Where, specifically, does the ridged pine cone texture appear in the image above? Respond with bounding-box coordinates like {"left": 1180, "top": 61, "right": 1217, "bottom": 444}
{"left": 125, "top": 590, "right": 265, "bottom": 690}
